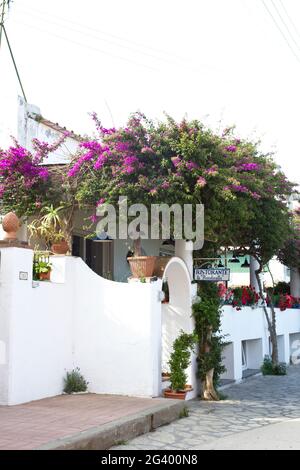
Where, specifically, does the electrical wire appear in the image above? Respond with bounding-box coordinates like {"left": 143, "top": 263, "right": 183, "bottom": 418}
{"left": 16, "top": 3, "right": 192, "bottom": 66}
{"left": 14, "top": 7, "right": 194, "bottom": 70}
{"left": 1, "top": 23, "right": 27, "bottom": 101}
{"left": 261, "top": 0, "right": 300, "bottom": 64}
{"left": 270, "top": 0, "right": 300, "bottom": 51}
{"left": 278, "top": 0, "right": 300, "bottom": 40}
{"left": 11, "top": 18, "right": 159, "bottom": 72}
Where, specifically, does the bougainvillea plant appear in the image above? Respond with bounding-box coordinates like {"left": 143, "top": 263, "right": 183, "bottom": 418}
{"left": 0, "top": 133, "right": 69, "bottom": 217}
{"left": 67, "top": 113, "right": 295, "bottom": 249}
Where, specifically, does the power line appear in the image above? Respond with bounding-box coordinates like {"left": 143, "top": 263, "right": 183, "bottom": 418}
{"left": 261, "top": 0, "right": 300, "bottom": 64}
{"left": 270, "top": 0, "right": 300, "bottom": 51}
{"left": 17, "top": 3, "right": 191, "bottom": 66}
{"left": 14, "top": 7, "right": 191, "bottom": 70}
{"left": 0, "top": 0, "right": 6, "bottom": 47}
{"left": 1, "top": 23, "right": 27, "bottom": 101}
{"left": 278, "top": 0, "right": 300, "bottom": 40}
{"left": 11, "top": 18, "right": 159, "bottom": 72}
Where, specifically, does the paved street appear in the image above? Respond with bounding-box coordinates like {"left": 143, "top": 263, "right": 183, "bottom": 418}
{"left": 113, "top": 365, "right": 300, "bottom": 450}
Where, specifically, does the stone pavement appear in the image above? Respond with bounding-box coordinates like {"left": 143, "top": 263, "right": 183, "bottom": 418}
{"left": 0, "top": 394, "right": 183, "bottom": 450}
{"left": 113, "top": 365, "right": 300, "bottom": 450}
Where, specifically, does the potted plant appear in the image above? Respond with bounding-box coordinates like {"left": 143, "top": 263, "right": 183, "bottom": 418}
{"left": 28, "top": 205, "right": 69, "bottom": 255}
{"left": 34, "top": 259, "right": 52, "bottom": 281}
{"left": 127, "top": 237, "right": 156, "bottom": 278}
{"left": 164, "top": 331, "right": 197, "bottom": 400}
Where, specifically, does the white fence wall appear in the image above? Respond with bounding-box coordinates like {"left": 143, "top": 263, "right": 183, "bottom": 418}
{"left": 221, "top": 305, "right": 300, "bottom": 381}
{"left": 0, "top": 248, "right": 162, "bottom": 405}
{"left": 1, "top": 247, "right": 300, "bottom": 405}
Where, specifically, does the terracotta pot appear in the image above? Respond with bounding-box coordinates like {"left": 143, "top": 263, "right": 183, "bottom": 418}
{"left": 164, "top": 389, "right": 187, "bottom": 400}
{"left": 39, "top": 271, "right": 51, "bottom": 281}
{"left": 51, "top": 240, "right": 69, "bottom": 255}
{"left": 2, "top": 212, "right": 20, "bottom": 240}
{"left": 127, "top": 256, "right": 156, "bottom": 278}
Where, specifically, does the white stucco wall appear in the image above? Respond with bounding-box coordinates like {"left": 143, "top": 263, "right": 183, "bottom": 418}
{"left": 220, "top": 305, "right": 300, "bottom": 381}
{"left": 17, "top": 96, "right": 79, "bottom": 164}
{"left": 161, "top": 257, "right": 198, "bottom": 399}
{"left": 1, "top": 247, "right": 300, "bottom": 405}
{"left": 0, "top": 247, "right": 162, "bottom": 405}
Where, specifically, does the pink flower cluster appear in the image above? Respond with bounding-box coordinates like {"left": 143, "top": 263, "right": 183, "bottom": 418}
{"left": 237, "top": 163, "right": 260, "bottom": 171}
{"left": 0, "top": 144, "right": 49, "bottom": 190}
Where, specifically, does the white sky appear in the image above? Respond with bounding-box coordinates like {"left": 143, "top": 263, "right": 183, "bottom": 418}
{"left": 1, "top": 0, "right": 300, "bottom": 184}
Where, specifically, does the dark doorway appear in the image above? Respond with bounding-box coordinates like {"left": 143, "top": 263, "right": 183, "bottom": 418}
{"left": 72, "top": 235, "right": 113, "bottom": 279}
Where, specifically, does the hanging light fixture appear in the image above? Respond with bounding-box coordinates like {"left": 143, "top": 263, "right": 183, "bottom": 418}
{"left": 241, "top": 257, "right": 250, "bottom": 268}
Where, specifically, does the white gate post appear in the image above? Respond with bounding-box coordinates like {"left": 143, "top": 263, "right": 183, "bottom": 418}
{"left": 175, "top": 240, "right": 194, "bottom": 280}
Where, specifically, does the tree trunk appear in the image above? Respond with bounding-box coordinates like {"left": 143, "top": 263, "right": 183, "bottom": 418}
{"left": 201, "top": 327, "right": 219, "bottom": 401}
{"left": 202, "top": 368, "right": 219, "bottom": 401}
{"left": 63, "top": 204, "right": 75, "bottom": 253}
{"left": 133, "top": 237, "right": 142, "bottom": 256}
{"left": 255, "top": 263, "right": 279, "bottom": 365}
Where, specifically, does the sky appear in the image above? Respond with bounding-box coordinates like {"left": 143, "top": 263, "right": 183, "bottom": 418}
{"left": 0, "top": 0, "right": 300, "bottom": 184}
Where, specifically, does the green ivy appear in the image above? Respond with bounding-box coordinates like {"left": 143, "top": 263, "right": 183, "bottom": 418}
{"left": 193, "top": 282, "right": 226, "bottom": 389}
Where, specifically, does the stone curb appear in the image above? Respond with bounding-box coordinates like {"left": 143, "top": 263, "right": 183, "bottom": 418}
{"left": 36, "top": 400, "right": 186, "bottom": 450}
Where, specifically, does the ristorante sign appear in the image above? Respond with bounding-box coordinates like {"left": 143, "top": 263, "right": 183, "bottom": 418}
{"left": 194, "top": 268, "right": 230, "bottom": 282}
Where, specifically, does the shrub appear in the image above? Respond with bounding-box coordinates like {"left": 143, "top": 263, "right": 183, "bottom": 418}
{"left": 273, "top": 281, "right": 290, "bottom": 296}
{"left": 260, "top": 357, "right": 287, "bottom": 376}
{"left": 63, "top": 367, "right": 89, "bottom": 394}
{"left": 168, "top": 331, "right": 197, "bottom": 392}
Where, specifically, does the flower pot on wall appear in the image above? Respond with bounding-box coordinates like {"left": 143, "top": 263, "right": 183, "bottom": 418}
{"left": 164, "top": 389, "right": 187, "bottom": 400}
{"left": 51, "top": 240, "right": 69, "bottom": 255}
{"left": 39, "top": 271, "right": 51, "bottom": 281}
{"left": 127, "top": 256, "right": 156, "bottom": 278}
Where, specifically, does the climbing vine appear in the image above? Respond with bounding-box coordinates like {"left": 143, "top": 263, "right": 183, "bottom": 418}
{"left": 193, "top": 282, "right": 226, "bottom": 400}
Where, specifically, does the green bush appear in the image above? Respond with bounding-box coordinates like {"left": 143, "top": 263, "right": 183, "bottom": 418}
{"left": 63, "top": 367, "right": 89, "bottom": 394}
{"left": 260, "top": 357, "right": 287, "bottom": 376}
{"left": 273, "top": 281, "right": 290, "bottom": 296}
{"left": 168, "top": 331, "right": 197, "bottom": 391}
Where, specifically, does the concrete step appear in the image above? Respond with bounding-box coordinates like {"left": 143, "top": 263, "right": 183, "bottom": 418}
{"left": 37, "top": 399, "right": 186, "bottom": 450}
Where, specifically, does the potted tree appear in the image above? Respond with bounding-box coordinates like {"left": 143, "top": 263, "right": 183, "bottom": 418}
{"left": 28, "top": 205, "right": 69, "bottom": 255}
{"left": 164, "top": 331, "right": 196, "bottom": 400}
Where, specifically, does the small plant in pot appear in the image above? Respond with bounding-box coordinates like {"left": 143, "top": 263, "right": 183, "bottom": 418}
{"left": 33, "top": 259, "right": 52, "bottom": 281}
{"left": 28, "top": 205, "right": 69, "bottom": 255}
{"left": 164, "top": 331, "right": 197, "bottom": 400}
{"left": 63, "top": 367, "right": 89, "bottom": 394}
